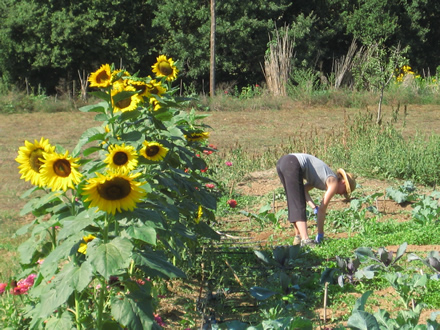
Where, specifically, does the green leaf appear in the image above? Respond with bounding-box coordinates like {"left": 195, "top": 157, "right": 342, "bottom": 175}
{"left": 250, "top": 286, "right": 278, "bottom": 300}
{"left": 133, "top": 250, "right": 186, "bottom": 279}
{"left": 39, "top": 286, "right": 74, "bottom": 318}
{"left": 353, "top": 290, "right": 373, "bottom": 312}
{"left": 44, "top": 311, "right": 74, "bottom": 329}
{"left": 56, "top": 261, "right": 93, "bottom": 292}
{"left": 355, "top": 247, "right": 376, "bottom": 262}
{"left": 125, "top": 226, "right": 156, "bottom": 245}
{"left": 72, "top": 127, "right": 105, "bottom": 157}
{"left": 79, "top": 100, "right": 108, "bottom": 112}
{"left": 110, "top": 290, "right": 155, "bottom": 330}
{"left": 40, "top": 233, "right": 84, "bottom": 277}
{"left": 394, "top": 242, "right": 408, "bottom": 264}
{"left": 87, "top": 237, "right": 133, "bottom": 279}
{"left": 119, "top": 131, "right": 143, "bottom": 142}
{"left": 57, "top": 209, "right": 97, "bottom": 240}
{"left": 347, "top": 310, "right": 380, "bottom": 330}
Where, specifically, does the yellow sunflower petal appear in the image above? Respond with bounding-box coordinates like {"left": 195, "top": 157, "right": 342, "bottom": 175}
{"left": 89, "top": 64, "right": 112, "bottom": 88}
{"left": 104, "top": 144, "right": 138, "bottom": 172}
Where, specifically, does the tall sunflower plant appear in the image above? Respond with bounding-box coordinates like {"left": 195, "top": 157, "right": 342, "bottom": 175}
{"left": 13, "top": 56, "right": 219, "bottom": 329}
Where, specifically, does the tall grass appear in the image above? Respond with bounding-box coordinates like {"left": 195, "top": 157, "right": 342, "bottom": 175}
{"left": 207, "top": 109, "right": 440, "bottom": 187}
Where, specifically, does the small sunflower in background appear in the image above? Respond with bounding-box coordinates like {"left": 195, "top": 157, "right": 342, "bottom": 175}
{"left": 145, "top": 78, "right": 167, "bottom": 97}
{"left": 82, "top": 171, "right": 147, "bottom": 215}
{"left": 104, "top": 144, "right": 138, "bottom": 173}
{"left": 140, "top": 141, "right": 169, "bottom": 161}
{"left": 195, "top": 205, "right": 203, "bottom": 224}
{"left": 111, "top": 84, "right": 143, "bottom": 113}
{"left": 185, "top": 131, "right": 210, "bottom": 142}
{"left": 78, "top": 234, "right": 96, "bottom": 255}
{"left": 88, "top": 64, "right": 112, "bottom": 88}
{"left": 152, "top": 55, "right": 179, "bottom": 82}
{"left": 149, "top": 98, "right": 162, "bottom": 111}
{"left": 127, "top": 79, "right": 150, "bottom": 98}
{"left": 40, "top": 151, "right": 82, "bottom": 192}
{"left": 15, "top": 137, "right": 56, "bottom": 187}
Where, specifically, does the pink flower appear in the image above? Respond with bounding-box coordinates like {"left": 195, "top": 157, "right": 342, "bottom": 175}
{"left": 205, "top": 183, "right": 215, "bottom": 189}
{"left": 225, "top": 161, "right": 233, "bottom": 166}
{"left": 11, "top": 274, "right": 36, "bottom": 295}
{"left": 154, "top": 313, "right": 166, "bottom": 327}
{"left": 200, "top": 167, "right": 208, "bottom": 173}
{"left": 0, "top": 283, "right": 7, "bottom": 295}
{"left": 227, "top": 199, "right": 237, "bottom": 208}
{"left": 37, "top": 259, "right": 44, "bottom": 265}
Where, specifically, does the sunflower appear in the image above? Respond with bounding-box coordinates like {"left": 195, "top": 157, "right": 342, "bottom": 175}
{"left": 15, "top": 137, "right": 56, "bottom": 187}
{"left": 104, "top": 144, "right": 138, "bottom": 172}
{"left": 149, "top": 98, "right": 162, "bottom": 111}
{"left": 89, "top": 64, "right": 112, "bottom": 88}
{"left": 140, "top": 141, "right": 169, "bottom": 161}
{"left": 185, "top": 132, "right": 210, "bottom": 142}
{"left": 78, "top": 234, "right": 96, "bottom": 254}
{"left": 111, "top": 84, "right": 143, "bottom": 113}
{"left": 127, "top": 79, "right": 150, "bottom": 98}
{"left": 82, "top": 171, "right": 147, "bottom": 215}
{"left": 145, "top": 78, "right": 167, "bottom": 97}
{"left": 151, "top": 55, "right": 179, "bottom": 81}
{"left": 40, "top": 151, "right": 82, "bottom": 191}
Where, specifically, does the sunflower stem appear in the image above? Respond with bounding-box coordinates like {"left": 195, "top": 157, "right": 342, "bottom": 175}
{"left": 95, "top": 277, "right": 106, "bottom": 330}
{"left": 74, "top": 291, "right": 81, "bottom": 330}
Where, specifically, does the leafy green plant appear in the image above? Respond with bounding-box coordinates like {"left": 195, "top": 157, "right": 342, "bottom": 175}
{"left": 240, "top": 204, "right": 287, "bottom": 229}
{"left": 408, "top": 251, "right": 440, "bottom": 280}
{"left": 346, "top": 290, "right": 440, "bottom": 330}
{"left": 386, "top": 181, "right": 418, "bottom": 204}
{"left": 411, "top": 191, "right": 440, "bottom": 225}
{"left": 355, "top": 242, "right": 407, "bottom": 270}
{"left": 384, "top": 272, "right": 428, "bottom": 310}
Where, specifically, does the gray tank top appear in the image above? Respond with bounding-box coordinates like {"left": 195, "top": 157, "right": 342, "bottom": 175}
{"left": 291, "top": 153, "right": 336, "bottom": 190}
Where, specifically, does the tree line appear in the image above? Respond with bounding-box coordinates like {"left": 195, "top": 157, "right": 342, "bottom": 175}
{"left": 0, "top": 0, "right": 439, "bottom": 95}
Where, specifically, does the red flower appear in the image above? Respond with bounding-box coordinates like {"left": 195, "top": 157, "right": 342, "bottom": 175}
{"left": 11, "top": 274, "right": 36, "bottom": 295}
{"left": 227, "top": 199, "right": 237, "bottom": 208}
{"left": 205, "top": 183, "right": 215, "bottom": 189}
{"left": 0, "top": 283, "right": 6, "bottom": 295}
{"left": 200, "top": 167, "right": 208, "bottom": 173}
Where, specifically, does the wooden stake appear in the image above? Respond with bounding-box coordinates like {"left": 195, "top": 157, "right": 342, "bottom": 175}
{"left": 324, "top": 282, "right": 329, "bottom": 324}
{"left": 225, "top": 260, "right": 243, "bottom": 287}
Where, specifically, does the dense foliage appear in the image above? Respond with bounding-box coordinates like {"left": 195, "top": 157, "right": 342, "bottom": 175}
{"left": 0, "top": 0, "right": 439, "bottom": 94}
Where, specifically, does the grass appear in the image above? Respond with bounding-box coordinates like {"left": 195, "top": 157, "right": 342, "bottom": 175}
{"left": 1, "top": 90, "right": 440, "bottom": 328}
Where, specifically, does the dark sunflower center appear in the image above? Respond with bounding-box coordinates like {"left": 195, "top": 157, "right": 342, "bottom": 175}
{"left": 116, "top": 97, "right": 131, "bottom": 109}
{"left": 98, "top": 177, "right": 131, "bottom": 201}
{"left": 113, "top": 151, "right": 128, "bottom": 166}
{"left": 158, "top": 61, "right": 173, "bottom": 76}
{"left": 97, "top": 71, "right": 110, "bottom": 83}
{"left": 29, "top": 148, "right": 45, "bottom": 172}
{"left": 53, "top": 159, "right": 72, "bottom": 177}
{"left": 147, "top": 84, "right": 159, "bottom": 95}
{"left": 146, "top": 146, "right": 160, "bottom": 157}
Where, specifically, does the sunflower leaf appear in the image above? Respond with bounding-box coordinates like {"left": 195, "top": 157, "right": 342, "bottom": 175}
{"left": 125, "top": 226, "right": 156, "bottom": 246}
{"left": 87, "top": 237, "right": 133, "bottom": 279}
{"left": 133, "top": 250, "right": 186, "bottom": 279}
{"left": 79, "top": 100, "right": 108, "bottom": 112}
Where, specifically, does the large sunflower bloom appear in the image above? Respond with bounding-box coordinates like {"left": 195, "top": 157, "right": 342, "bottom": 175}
{"left": 78, "top": 234, "right": 96, "bottom": 254}
{"left": 151, "top": 55, "right": 179, "bottom": 82}
{"left": 40, "top": 151, "right": 82, "bottom": 191}
{"left": 15, "top": 137, "right": 56, "bottom": 187}
{"left": 140, "top": 141, "right": 169, "bottom": 161}
{"left": 111, "top": 84, "right": 143, "bottom": 113}
{"left": 104, "top": 144, "right": 138, "bottom": 172}
{"left": 185, "top": 132, "right": 210, "bottom": 142}
{"left": 89, "top": 64, "right": 112, "bottom": 88}
{"left": 82, "top": 171, "right": 147, "bottom": 215}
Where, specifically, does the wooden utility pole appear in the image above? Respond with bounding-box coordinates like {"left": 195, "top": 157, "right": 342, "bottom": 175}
{"left": 210, "top": 0, "right": 216, "bottom": 97}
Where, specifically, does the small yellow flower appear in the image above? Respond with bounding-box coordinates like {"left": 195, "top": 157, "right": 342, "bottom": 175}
{"left": 185, "top": 132, "right": 210, "bottom": 142}
{"left": 140, "top": 141, "right": 169, "bottom": 161}
{"left": 104, "top": 144, "right": 138, "bottom": 173}
{"left": 78, "top": 234, "right": 96, "bottom": 254}
{"left": 195, "top": 205, "right": 203, "bottom": 224}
